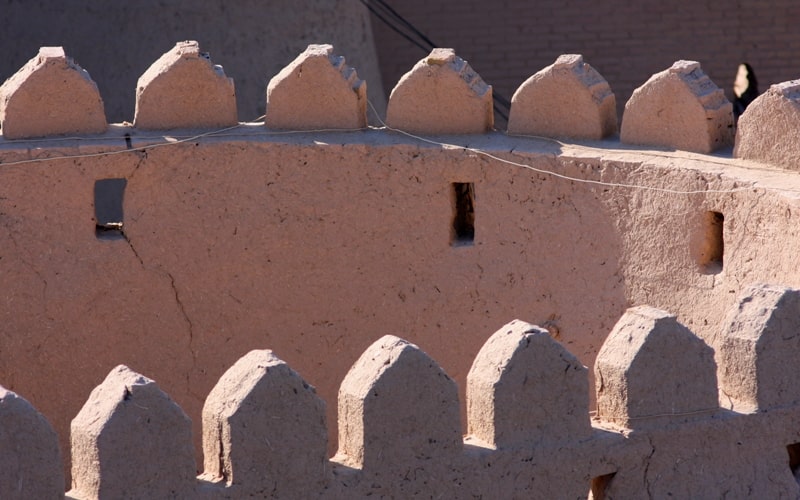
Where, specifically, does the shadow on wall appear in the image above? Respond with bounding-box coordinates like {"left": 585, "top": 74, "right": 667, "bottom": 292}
{"left": 6, "top": 284, "right": 800, "bottom": 498}
{"left": 0, "top": 0, "right": 386, "bottom": 122}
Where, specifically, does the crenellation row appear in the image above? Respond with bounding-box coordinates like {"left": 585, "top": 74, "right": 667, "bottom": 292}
{"left": 3, "top": 283, "right": 800, "bottom": 498}
{"left": 2, "top": 41, "right": 799, "bottom": 170}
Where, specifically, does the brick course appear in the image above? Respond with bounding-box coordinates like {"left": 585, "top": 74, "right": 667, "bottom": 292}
{"left": 371, "top": 0, "right": 800, "bottom": 125}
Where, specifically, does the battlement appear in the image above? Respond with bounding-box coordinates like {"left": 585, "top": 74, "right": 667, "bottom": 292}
{"left": 2, "top": 41, "right": 799, "bottom": 163}
{"left": 4, "top": 42, "right": 800, "bottom": 498}
{"left": 4, "top": 283, "right": 800, "bottom": 498}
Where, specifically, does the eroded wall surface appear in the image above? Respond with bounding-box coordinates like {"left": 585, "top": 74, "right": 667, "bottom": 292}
{"left": 372, "top": 0, "right": 800, "bottom": 121}
{"left": 6, "top": 289, "right": 800, "bottom": 498}
{"left": 0, "top": 1, "right": 386, "bottom": 122}
{"left": 3, "top": 39, "right": 800, "bottom": 495}
{"left": 4, "top": 127, "right": 800, "bottom": 480}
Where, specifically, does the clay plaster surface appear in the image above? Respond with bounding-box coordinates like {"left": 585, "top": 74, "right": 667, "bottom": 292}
{"left": 3, "top": 126, "right": 800, "bottom": 478}
{"left": 0, "top": 1, "right": 386, "bottom": 123}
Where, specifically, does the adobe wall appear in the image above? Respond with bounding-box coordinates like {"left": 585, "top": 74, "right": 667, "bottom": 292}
{"left": 6, "top": 286, "right": 800, "bottom": 498}
{"left": 0, "top": 1, "right": 386, "bottom": 122}
{"left": 372, "top": 0, "right": 800, "bottom": 120}
{"left": 3, "top": 41, "right": 800, "bottom": 492}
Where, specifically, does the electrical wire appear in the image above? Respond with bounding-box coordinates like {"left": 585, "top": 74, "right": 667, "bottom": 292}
{"left": 0, "top": 100, "right": 761, "bottom": 198}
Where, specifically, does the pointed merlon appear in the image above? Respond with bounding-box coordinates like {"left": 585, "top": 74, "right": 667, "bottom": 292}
{"left": 595, "top": 306, "right": 718, "bottom": 429}
{"left": 201, "top": 350, "right": 327, "bottom": 496}
{"left": 0, "top": 386, "right": 64, "bottom": 499}
{"left": 508, "top": 54, "right": 617, "bottom": 140}
{"left": 69, "top": 365, "right": 196, "bottom": 499}
{"left": 0, "top": 47, "right": 107, "bottom": 139}
{"left": 467, "top": 320, "right": 591, "bottom": 449}
{"left": 134, "top": 41, "right": 238, "bottom": 130}
{"left": 734, "top": 81, "right": 800, "bottom": 170}
{"left": 336, "top": 335, "right": 461, "bottom": 470}
{"left": 266, "top": 44, "right": 367, "bottom": 130}
{"left": 386, "top": 48, "right": 493, "bottom": 134}
{"left": 716, "top": 284, "right": 800, "bottom": 412}
{"left": 620, "top": 60, "right": 733, "bottom": 153}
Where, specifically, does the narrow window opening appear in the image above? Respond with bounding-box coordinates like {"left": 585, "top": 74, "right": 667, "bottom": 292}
{"left": 452, "top": 182, "right": 475, "bottom": 246}
{"left": 588, "top": 472, "right": 616, "bottom": 499}
{"left": 94, "top": 178, "right": 127, "bottom": 240}
{"left": 787, "top": 443, "right": 800, "bottom": 484}
{"left": 699, "top": 211, "right": 724, "bottom": 274}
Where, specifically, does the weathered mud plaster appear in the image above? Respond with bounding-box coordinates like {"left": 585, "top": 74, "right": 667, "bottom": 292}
{"left": 734, "top": 80, "right": 800, "bottom": 171}
{"left": 0, "top": 1, "right": 386, "bottom": 123}
{"left": 6, "top": 43, "right": 800, "bottom": 494}
{"left": 200, "top": 350, "right": 327, "bottom": 496}
{"left": 0, "top": 386, "right": 64, "bottom": 499}
{"left": 134, "top": 41, "right": 237, "bottom": 130}
{"left": 386, "top": 48, "right": 493, "bottom": 134}
{"left": 621, "top": 60, "right": 733, "bottom": 153}
{"left": 69, "top": 366, "right": 196, "bottom": 499}
{"left": 7, "top": 124, "right": 800, "bottom": 488}
{"left": 716, "top": 284, "right": 800, "bottom": 413}
{"left": 0, "top": 47, "right": 106, "bottom": 139}
{"left": 466, "top": 319, "right": 591, "bottom": 448}
{"left": 13, "top": 292, "right": 800, "bottom": 498}
{"left": 508, "top": 54, "right": 617, "bottom": 140}
{"left": 335, "top": 335, "right": 461, "bottom": 469}
{"left": 595, "top": 306, "right": 718, "bottom": 429}
{"left": 266, "top": 44, "right": 367, "bottom": 130}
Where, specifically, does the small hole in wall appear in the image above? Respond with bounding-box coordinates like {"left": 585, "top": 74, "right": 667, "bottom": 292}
{"left": 588, "top": 472, "right": 616, "bottom": 499}
{"left": 94, "top": 178, "right": 127, "bottom": 240}
{"left": 452, "top": 182, "right": 475, "bottom": 246}
{"left": 787, "top": 443, "right": 800, "bottom": 484}
{"left": 699, "top": 211, "right": 724, "bottom": 274}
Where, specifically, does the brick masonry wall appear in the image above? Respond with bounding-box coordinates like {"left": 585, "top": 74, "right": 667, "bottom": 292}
{"left": 0, "top": 0, "right": 386, "bottom": 123}
{"left": 370, "top": 0, "right": 800, "bottom": 124}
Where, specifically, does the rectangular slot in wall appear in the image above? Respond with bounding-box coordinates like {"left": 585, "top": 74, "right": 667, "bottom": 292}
{"left": 94, "top": 178, "right": 127, "bottom": 240}
{"left": 699, "top": 211, "right": 724, "bottom": 274}
{"left": 588, "top": 472, "right": 616, "bottom": 499}
{"left": 452, "top": 182, "right": 475, "bottom": 246}
{"left": 788, "top": 443, "right": 800, "bottom": 484}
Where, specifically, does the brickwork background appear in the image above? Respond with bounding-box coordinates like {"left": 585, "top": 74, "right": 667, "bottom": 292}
{"left": 370, "top": 0, "right": 800, "bottom": 126}
{"left": 0, "top": 0, "right": 386, "bottom": 123}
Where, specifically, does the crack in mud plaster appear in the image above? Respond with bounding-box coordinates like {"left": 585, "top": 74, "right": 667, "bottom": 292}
{"left": 4, "top": 227, "right": 54, "bottom": 322}
{"left": 127, "top": 149, "right": 148, "bottom": 182}
{"left": 166, "top": 271, "right": 196, "bottom": 356}
{"left": 643, "top": 437, "right": 657, "bottom": 498}
{"left": 120, "top": 231, "right": 146, "bottom": 268}
{"left": 121, "top": 231, "right": 199, "bottom": 398}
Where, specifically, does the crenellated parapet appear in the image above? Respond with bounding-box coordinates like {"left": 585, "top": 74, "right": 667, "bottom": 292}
{"left": 0, "top": 386, "right": 64, "bottom": 499}
{"left": 716, "top": 284, "right": 800, "bottom": 413}
{"left": 385, "top": 48, "right": 494, "bottom": 134}
{"left": 335, "top": 335, "right": 461, "bottom": 470}
{"left": 133, "top": 41, "right": 238, "bottom": 130}
{"left": 266, "top": 44, "right": 367, "bottom": 130}
{"left": 620, "top": 60, "right": 734, "bottom": 153}
{"left": 200, "top": 349, "right": 328, "bottom": 496}
{"left": 6, "top": 40, "right": 800, "bottom": 499}
{"left": 595, "top": 306, "right": 719, "bottom": 429}
{"left": 4, "top": 41, "right": 800, "bottom": 173}
{"left": 508, "top": 54, "right": 617, "bottom": 140}
{"left": 5, "top": 285, "right": 800, "bottom": 498}
{"left": 734, "top": 80, "right": 800, "bottom": 171}
{"left": 466, "top": 320, "right": 591, "bottom": 448}
{"left": 0, "top": 47, "right": 106, "bottom": 139}
{"left": 69, "top": 366, "right": 196, "bottom": 499}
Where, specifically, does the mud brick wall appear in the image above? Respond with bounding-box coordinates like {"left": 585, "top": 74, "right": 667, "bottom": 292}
{"left": 371, "top": 0, "right": 800, "bottom": 120}
{"left": 3, "top": 39, "right": 800, "bottom": 496}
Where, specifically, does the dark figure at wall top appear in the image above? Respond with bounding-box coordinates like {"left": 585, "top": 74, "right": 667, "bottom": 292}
{"left": 733, "top": 63, "right": 759, "bottom": 122}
